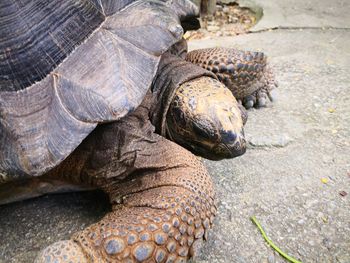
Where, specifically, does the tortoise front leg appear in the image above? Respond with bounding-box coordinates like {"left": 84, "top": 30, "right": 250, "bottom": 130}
{"left": 75, "top": 141, "right": 215, "bottom": 262}
{"left": 35, "top": 119, "right": 216, "bottom": 262}
{"left": 186, "top": 47, "right": 278, "bottom": 109}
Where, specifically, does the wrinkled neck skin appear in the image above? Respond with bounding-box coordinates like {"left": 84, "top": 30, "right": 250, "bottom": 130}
{"left": 150, "top": 49, "right": 216, "bottom": 135}
{"left": 167, "top": 38, "right": 188, "bottom": 58}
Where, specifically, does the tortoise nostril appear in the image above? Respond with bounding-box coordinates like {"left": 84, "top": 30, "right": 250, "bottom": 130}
{"left": 220, "top": 130, "right": 237, "bottom": 143}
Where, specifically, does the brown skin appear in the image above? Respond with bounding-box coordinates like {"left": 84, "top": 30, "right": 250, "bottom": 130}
{"left": 34, "top": 46, "right": 277, "bottom": 262}
{"left": 152, "top": 48, "right": 247, "bottom": 161}
{"left": 1, "top": 0, "right": 278, "bottom": 261}
{"left": 167, "top": 77, "right": 246, "bottom": 160}
{"left": 34, "top": 58, "right": 246, "bottom": 263}
{"left": 168, "top": 39, "right": 277, "bottom": 109}
{"left": 36, "top": 96, "right": 216, "bottom": 263}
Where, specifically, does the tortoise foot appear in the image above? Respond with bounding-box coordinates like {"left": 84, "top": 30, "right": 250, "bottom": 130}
{"left": 36, "top": 138, "right": 216, "bottom": 262}
{"left": 35, "top": 240, "right": 87, "bottom": 263}
{"left": 35, "top": 192, "right": 213, "bottom": 263}
{"left": 186, "top": 47, "right": 278, "bottom": 109}
{"left": 72, "top": 204, "right": 211, "bottom": 262}
{"left": 241, "top": 64, "right": 278, "bottom": 109}
{"left": 242, "top": 87, "right": 277, "bottom": 109}
{"left": 71, "top": 160, "right": 216, "bottom": 262}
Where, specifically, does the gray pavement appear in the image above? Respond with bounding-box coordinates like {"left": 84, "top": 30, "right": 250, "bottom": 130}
{"left": 240, "top": 0, "right": 350, "bottom": 31}
{"left": 190, "top": 29, "right": 350, "bottom": 263}
{"left": 1, "top": 0, "right": 350, "bottom": 262}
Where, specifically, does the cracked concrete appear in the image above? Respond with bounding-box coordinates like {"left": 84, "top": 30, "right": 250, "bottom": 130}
{"left": 0, "top": 0, "right": 349, "bottom": 262}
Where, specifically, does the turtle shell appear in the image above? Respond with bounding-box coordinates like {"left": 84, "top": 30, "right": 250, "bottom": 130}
{"left": 0, "top": 0, "right": 198, "bottom": 180}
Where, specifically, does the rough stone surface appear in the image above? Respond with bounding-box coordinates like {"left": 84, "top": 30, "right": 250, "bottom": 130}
{"left": 240, "top": 0, "right": 350, "bottom": 31}
{"left": 189, "top": 24, "right": 350, "bottom": 263}
{"left": 1, "top": 0, "right": 350, "bottom": 262}
{"left": 0, "top": 191, "right": 110, "bottom": 263}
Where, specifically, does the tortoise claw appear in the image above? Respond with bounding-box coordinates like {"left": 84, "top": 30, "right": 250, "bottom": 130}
{"left": 243, "top": 95, "right": 255, "bottom": 109}
{"left": 267, "top": 89, "right": 277, "bottom": 102}
{"left": 255, "top": 90, "right": 268, "bottom": 108}
{"left": 242, "top": 86, "right": 278, "bottom": 109}
{"left": 257, "top": 97, "right": 266, "bottom": 108}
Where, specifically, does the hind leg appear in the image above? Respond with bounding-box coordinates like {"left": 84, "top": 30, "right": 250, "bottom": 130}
{"left": 35, "top": 115, "right": 216, "bottom": 262}
{"left": 186, "top": 47, "right": 278, "bottom": 109}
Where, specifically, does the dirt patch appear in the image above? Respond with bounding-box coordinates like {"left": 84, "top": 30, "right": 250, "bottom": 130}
{"left": 184, "top": 2, "right": 258, "bottom": 40}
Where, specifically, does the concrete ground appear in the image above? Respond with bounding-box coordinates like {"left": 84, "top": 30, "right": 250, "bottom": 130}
{"left": 1, "top": 0, "right": 349, "bottom": 262}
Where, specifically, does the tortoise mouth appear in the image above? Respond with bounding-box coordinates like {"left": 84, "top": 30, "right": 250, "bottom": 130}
{"left": 174, "top": 132, "right": 247, "bottom": 160}
{"left": 214, "top": 137, "right": 247, "bottom": 159}
{"left": 206, "top": 134, "right": 246, "bottom": 160}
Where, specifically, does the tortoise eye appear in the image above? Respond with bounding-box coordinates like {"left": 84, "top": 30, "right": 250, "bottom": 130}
{"left": 192, "top": 118, "right": 218, "bottom": 141}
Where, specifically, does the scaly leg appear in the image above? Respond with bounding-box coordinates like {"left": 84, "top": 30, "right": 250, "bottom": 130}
{"left": 186, "top": 47, "right": 278, "bottom": 109}
{"left": 35, "top": 105, "right": 216, "bottom": 263}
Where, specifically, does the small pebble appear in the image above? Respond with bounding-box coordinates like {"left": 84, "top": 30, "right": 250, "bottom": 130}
{"left": 322, "top": 238, "right": 332, "bottom": 249}
{"left": 308, "top": 240, "right": 315, "bottom": 246}
{"left": 297, "top": 247, "right": 307, "bottom": 256}
{"left": 339, "top": 191, "right": 347, "bottom": 197}
{"left": 336, "top": 255, "right": 350, "bottom": 263}
{"left": 321, "top": 178, "right": 329, "bottom": 184}
{"left": 223, "top": 7, "right": 230, "bottom": 14}
{"left": 207, "top": 25, "right": 220, "bottom": 32}
{"left": 216, "top": 5, "right": 223, "bottom": 12}
{"left": 267, "top": 254, "right": 275, "bottom": 263}
{"left": 228, "top": 16, "right": 239, "bottom": 23}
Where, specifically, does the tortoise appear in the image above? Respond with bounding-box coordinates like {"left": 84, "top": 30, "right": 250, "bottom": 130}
{"left": 0, "top": 0, "right": 277, "bottom": 262}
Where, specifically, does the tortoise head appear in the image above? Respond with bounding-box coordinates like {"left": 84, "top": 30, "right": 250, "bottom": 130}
{"left": 166, "top": 77, "right": 247, "bottom": 160}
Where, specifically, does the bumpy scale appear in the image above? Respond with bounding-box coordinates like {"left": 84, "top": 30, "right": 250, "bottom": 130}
{"left": 35, "top": 103, "right": 216, "bottom": 263}
{"left": 186, "top": 47, "right": 278, "bottom": 108}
